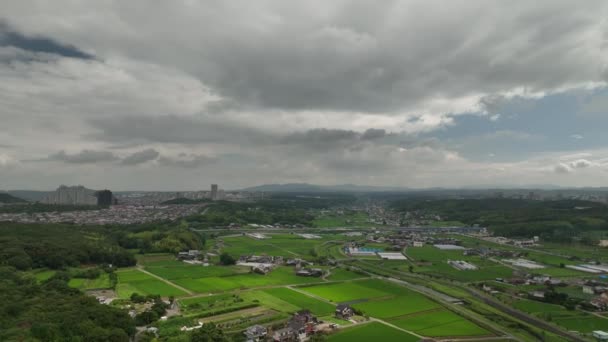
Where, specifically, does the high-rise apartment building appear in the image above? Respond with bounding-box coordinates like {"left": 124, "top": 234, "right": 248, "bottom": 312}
{"left": 211, "top": 184, "right": 218, "bottom": 200}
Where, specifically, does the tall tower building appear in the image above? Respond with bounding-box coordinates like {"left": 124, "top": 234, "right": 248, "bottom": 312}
{"left": 211, "top": 184, "right": 218, "bottom": 200}
{"left": 95, "top": 190, "right": 113, "bottom": 206}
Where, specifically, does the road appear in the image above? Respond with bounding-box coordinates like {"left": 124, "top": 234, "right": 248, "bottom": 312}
{"left": 465, "top": 287, "right": 588, "bottom": 342}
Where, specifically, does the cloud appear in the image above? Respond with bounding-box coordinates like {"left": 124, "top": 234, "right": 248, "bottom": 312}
{"left": 89, "top": 115, "right": 275, "bottom": 145}
{"left": 570, "top": 159, "right": 592, "bottom": 169}
{"left": 158, "top": 153, "right": 218, "bottom": 168}
{"left": 570, "top": 134, "right": 584, "bottom": 140}
{"left": 47, "top": 150, "right": 117, "bottom": 164}
{"left": 2, "top": 1, "right": 608, "bottom": 189}
{"left": 554, "top": 163, "right": 571, "bottom": 174}
{"left": 120, "top": 148, "right": 159, "bottom": 165}
{"left": 0, "top": 21, "right": 93, "bottom": 59}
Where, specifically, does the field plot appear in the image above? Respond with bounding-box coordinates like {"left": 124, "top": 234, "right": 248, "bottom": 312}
{"left": 406, "top": 245, "right": 514, "bottom": 282}
{"left": 172, "top": 266, "right": 324, "bottom": 293}
{"left": 313, "top": 211, "right": 375, "bottom": 228}
{"left": 116, "top": 269, "right": 186, "bottom": 298}
{"left": 353, "top": 293, "right": 440, "bottom": 318}
{"left": 261, "top": 288, "right": 335, "bottom": 315}
{"left": 389, "top": 309, "right": 489, "bottom": 337}
{"left": 179, "top": 293, "right": 258, "bottom": 317}
{"left": 68, "top": 273, "right": 111, "bottom": 290}
{"left": 145, "top": 264, "right": 250, "bottom": 280}
{"left": 32, "top": 270, "right": 55, "bottom": 283}
{"left": 327, "top": 322, "right": 419, "bottom": 342}
{"left": 325, "top": 268, "right": 367, "bottom": 281}
{"left": 222, "top": 234, "right": 338, "bottom": 258}
{"left": 513, "top": 299, "right": 608, "bottom": 333}
{"left": 299, "top": 279, "right": 393, "bottom": 303}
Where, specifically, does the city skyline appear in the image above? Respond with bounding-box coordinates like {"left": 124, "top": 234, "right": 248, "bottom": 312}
{"left": 2, "top": 1, "right": 608, "bottom": 190}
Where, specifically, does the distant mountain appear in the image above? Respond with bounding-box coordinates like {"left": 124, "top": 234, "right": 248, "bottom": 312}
{"left": 241, "top": 183, "right": 410, "bottom": 192}
{"left": 160, "top": 197, "right": 211, "bottom": 205}
{"left": 7, "top": 190, "right": 50, "bottom": 202}
{"left": 0, "top": 193, "right": 27, "bottom": 203}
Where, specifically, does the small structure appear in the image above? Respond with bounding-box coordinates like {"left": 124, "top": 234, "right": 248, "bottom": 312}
{"left": 146, "top": 327, "right": 159, "bottom": 336}
{"left": 433, "top": 244, "right": 465, "bottom": 250}
{"left": 593, "top": 330, "right": 608, "bottom": 341}
{"left": 504, "top": 258, "right": 545, "bottom": 269}
{"left": 335, "top": 304, "right": 354, "bottom": 319}
{"left": 273, "top": 326, "right": 296, "bottom": 342}
{"left": 252, "top": 264, "right": 273, "bottom": 275}
{"left": 273, "top": 310, "right": 318, "bottom": 341}
{"left": 377, "top": 252, "right": 407, "bottom": 260}
{"left": 296, "top": 268, "right": 324, "bottom": 277}
{"left": 448, "top": 260, "right": 478, "bottom": 271}
{"left": 412, "top": 241, "right": 424, "bottom": 247}
{"left": 244, "top": 324, "right": 267, "bottom": 342}
{"left": 178, "top": 249, "right": 200, "bottom": 260}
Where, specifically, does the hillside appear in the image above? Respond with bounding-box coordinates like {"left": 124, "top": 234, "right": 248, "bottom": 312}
{"left": 0, "top": 193, "right": 27, "bottom": 203}
{"left": 242, "top": 183, "right": 409, "bottom": 192}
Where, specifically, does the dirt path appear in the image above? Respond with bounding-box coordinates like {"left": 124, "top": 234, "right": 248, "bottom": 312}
{"left": 136, "top": 265, "right": 194, "bottom": 296}
{"left": 369, "top": 317, "right": 425, "bottom": 339}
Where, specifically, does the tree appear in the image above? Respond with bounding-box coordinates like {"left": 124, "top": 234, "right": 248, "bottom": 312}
{"left": 190, "top": 324, "right": 230, "bottom": 342}
{"left": 219, "top": 253, "right": 236, "bottom": 266}
{"left": 309, "top": 334, "right": 327, "bottom": 342}
{"left": 408, "top": 265, "right": 414, "bottom": 273}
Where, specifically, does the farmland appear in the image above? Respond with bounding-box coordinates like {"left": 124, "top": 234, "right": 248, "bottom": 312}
{"left": 389, "top": 309, "right": 490, "bottom": 337}
{"left": 115, "top": 269, "right": 187, "bottom": 298}
{"left": 68, "top": 273, "right": 111, "bottom": 290}
{"left": 299, "top": 279, "right": 393, "bottom": 302}
{"left": 327, "top": 322, "right": 419, "bottom": 342}
{"left": 513, "top": 299, "right": 608, "bottom": 333}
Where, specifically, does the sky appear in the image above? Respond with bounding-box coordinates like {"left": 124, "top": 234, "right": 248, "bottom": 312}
{"left": 1, "top": 1, "right": 608, "bottom": 190}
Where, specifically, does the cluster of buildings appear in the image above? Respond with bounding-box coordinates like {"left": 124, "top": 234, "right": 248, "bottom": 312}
{"left": 236, "top": 255, "right": 324, "bottom": 278}
{"left": 116, "top": 184, "right": 266, "bottom": 205}
{"left": 0, "top": 204, "right": 205, "bottom": 225}
{"left": 42, "top": 185, "right": 116, "bottom": 206}
{"left": 260, "top": 305, "right": 353, "bottom": 342}
{"left": 481, "top": 236, "right": 540, "bottom": 247}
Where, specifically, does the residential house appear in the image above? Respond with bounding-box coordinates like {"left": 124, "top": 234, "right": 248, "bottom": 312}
{"left": 244, "top": 324, "right": 267, "bottom": 342}
{"left": 335, "top": 304, "right": 354, "bottom": 319}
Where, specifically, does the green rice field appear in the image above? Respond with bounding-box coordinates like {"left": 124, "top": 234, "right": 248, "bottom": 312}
{"left": 68, "top": 273, "right": 111, "bottom": 290}
{"left": 172, "top": 267, "right": 324, "bottom": 293}
{"left": 327, "top": 322, "right": 419, "bottom": 342}
{"left": 299, "top": 279, "right": 393, "bottom": 303}
{"left": 116, "top": 269, "right": 187, "bottom": 298}
{"left": 389, "top": 309, "right": 489, "bottom": 337}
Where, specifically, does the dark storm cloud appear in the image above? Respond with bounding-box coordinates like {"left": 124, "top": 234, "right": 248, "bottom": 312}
{"left": 0, "top": 21, "right": 93, "bottom": 59}
{"left": 47, "top": 150, "right": 117, "bottom": 164}
{"left": 361, "top": 128, "right": 386, "bottom": 140}
{"left": 120, "top": 148, "right": 159, "bottom": 165}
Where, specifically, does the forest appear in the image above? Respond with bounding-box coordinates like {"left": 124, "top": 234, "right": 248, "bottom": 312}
{"left": 0, "top": 267, "right": 135, "bottom": 341}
